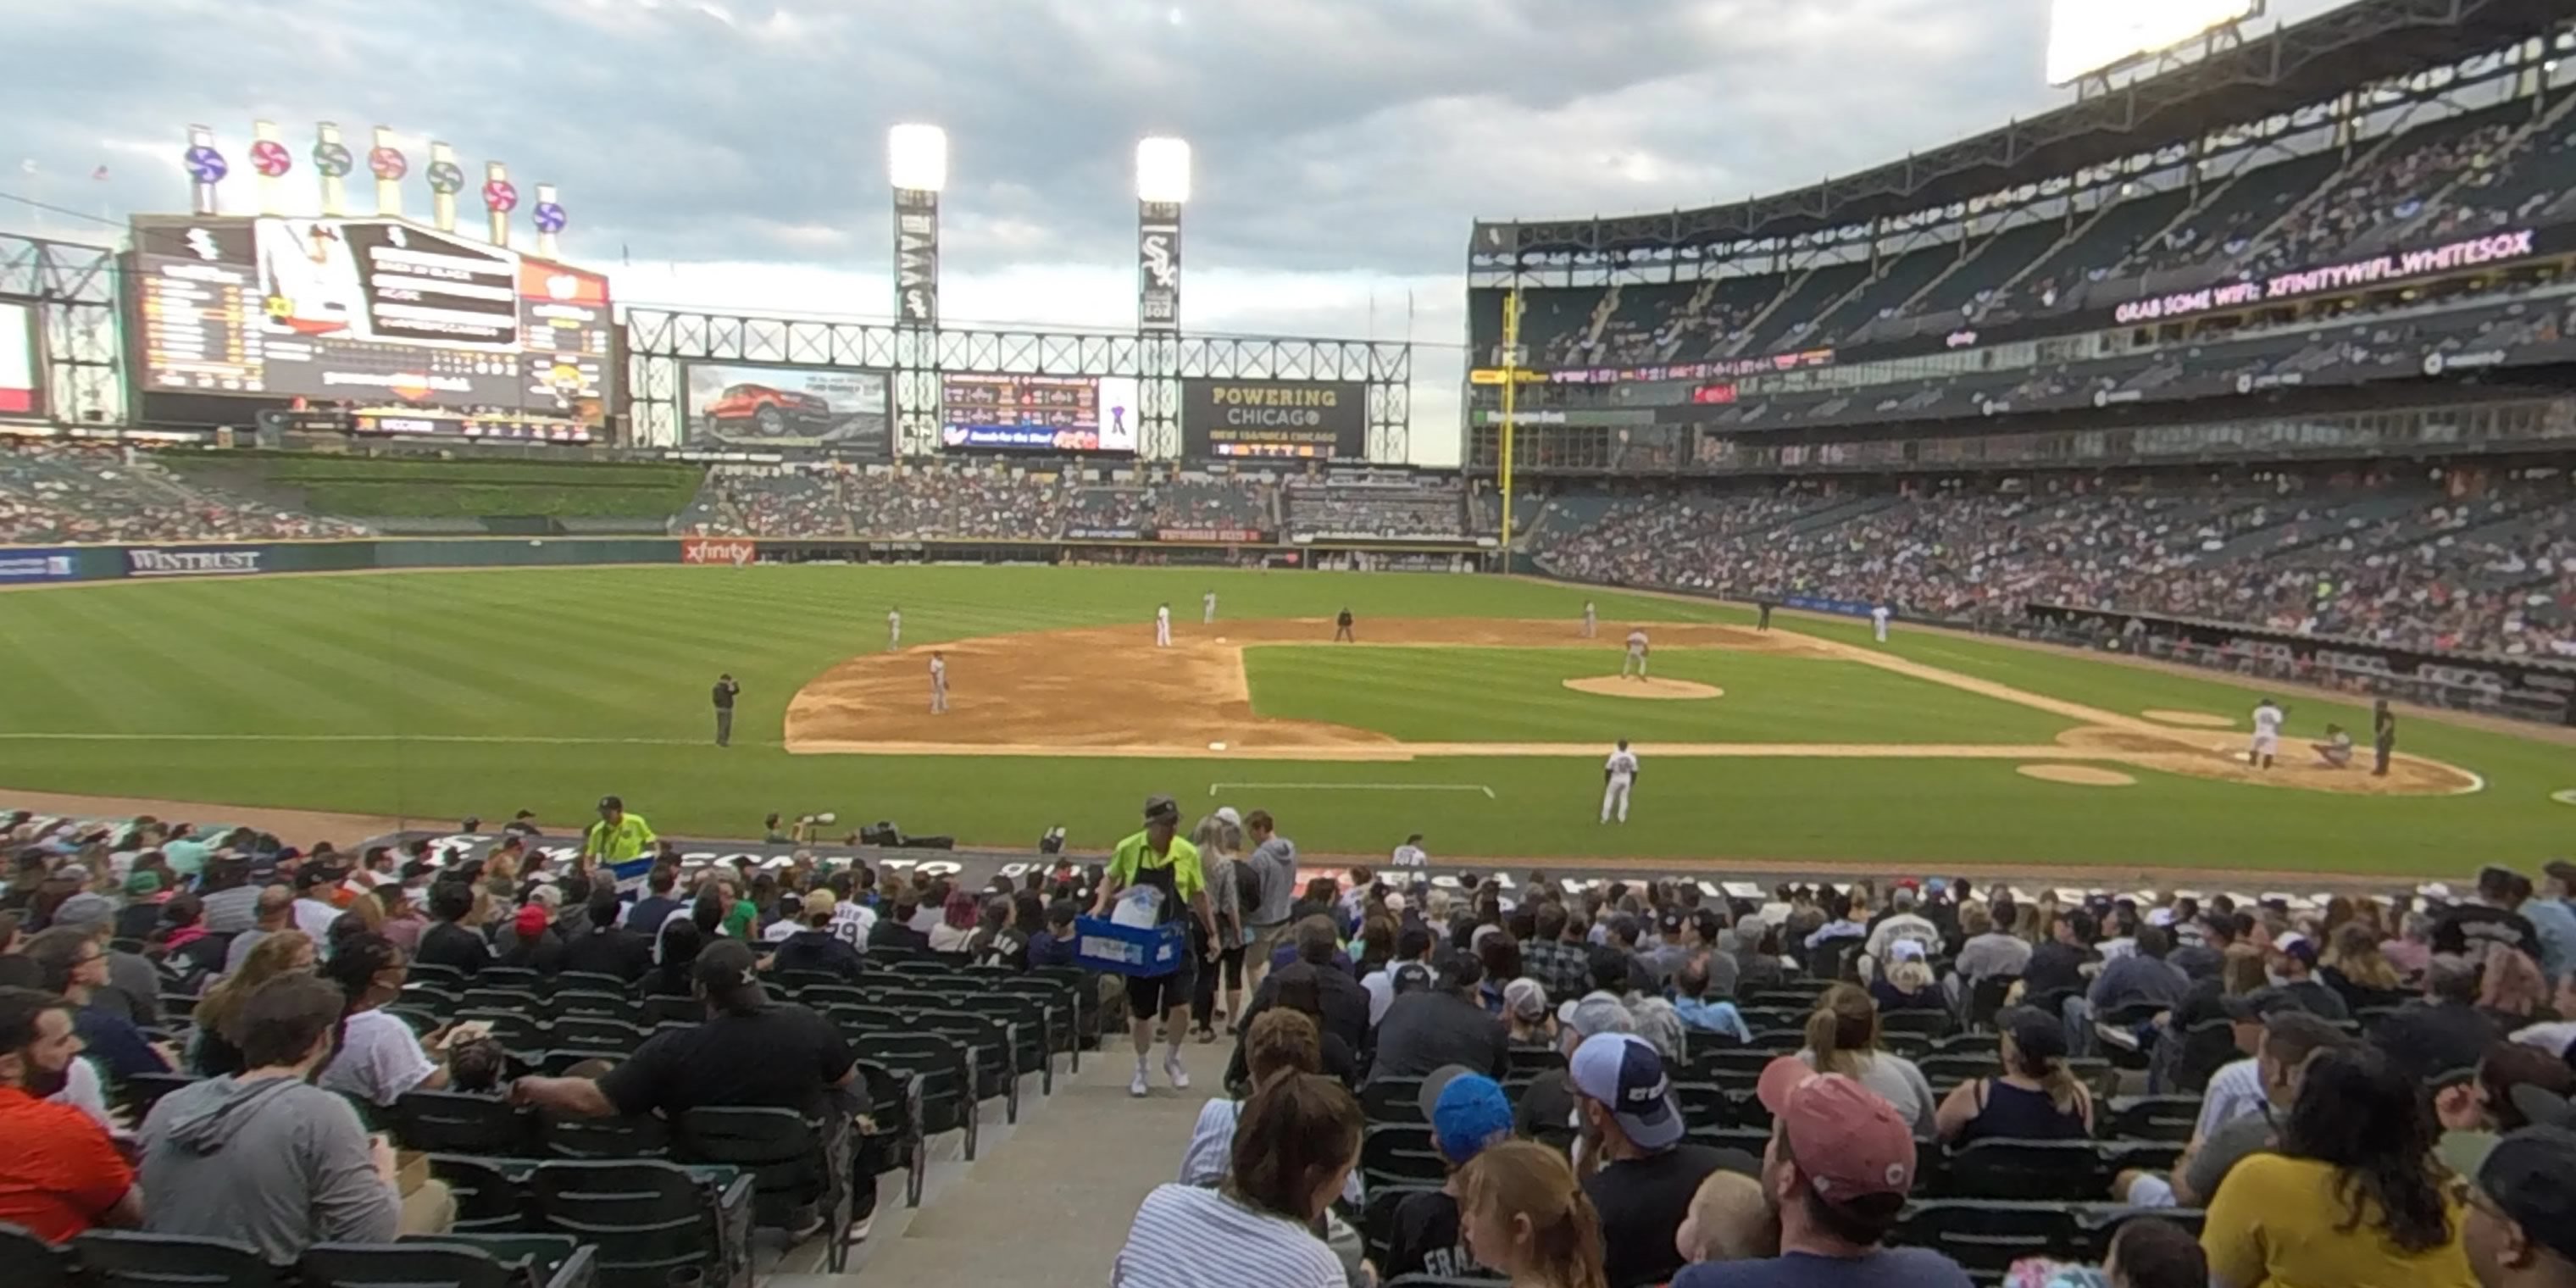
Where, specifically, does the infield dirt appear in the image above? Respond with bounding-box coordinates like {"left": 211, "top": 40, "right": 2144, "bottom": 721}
{"left": 784, "top": 618, "right": 2479, "bottom": 797}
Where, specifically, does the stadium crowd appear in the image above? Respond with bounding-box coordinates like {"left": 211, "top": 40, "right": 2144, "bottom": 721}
{"left": 4, "top": 792, "right": 2575, "bottom": 1288}
{"left": 0, "top": 440, "right": 368, "bottom": 545}
{"left": 1537, "top": 477, "right": 2576, "bottom": 658}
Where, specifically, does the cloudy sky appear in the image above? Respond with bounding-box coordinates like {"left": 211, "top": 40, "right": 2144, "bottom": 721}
{"left": 3, "top": 0, "right": 2355, "bottom": 462}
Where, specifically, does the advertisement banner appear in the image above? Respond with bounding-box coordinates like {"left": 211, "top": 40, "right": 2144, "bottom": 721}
{"left": 1180, "top": 379, "right": 1366, "bottom": 459}
{"left": 680, "top": 537, "right": 757, "bottom": 566}
{"left": 894, "top": 189, "right": 939, "bottom": 326}
{"left": 1155, "top": 526, "right": 1267, "bottom": 543}
{"left": 941, "top": 373, "right": 1139, "bottom": 452}
{"left": 0, "top": 299, "right": 39, "bottom": 418}
{"left": 682, "top": 363, "right": 891, "bottom": 453}
{"left": 124, "top": 546, "right": 268, "bottom": 578}
{"left": 1782, "top": 593, "right": 1885, "bottom": 619}
{"left": 2112, "top": 229, "right": 2543, "bottom": 326}
{"left": 0, "top": 547, "right": 78, "bottom": 584}
{"left": 1138, "top": 200, "right": 1180, "bottom": 333}
{"left": 1065, "top": 526, "right": 1145, "bottom": 541}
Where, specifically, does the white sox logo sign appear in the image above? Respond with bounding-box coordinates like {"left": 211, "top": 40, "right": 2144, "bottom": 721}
{"left": 894, "top": 190, "right": 939, "bottom": 326}
{"left": 1138, "top": 201, "right": 1181, "bottom": 333}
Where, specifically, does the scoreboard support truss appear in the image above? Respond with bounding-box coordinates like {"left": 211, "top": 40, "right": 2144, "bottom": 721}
{"left": 0, "top": 232, "right": 124, "bottom": 427}
{"left": 624, "top": 308, "right": 1410, "bottom": 460}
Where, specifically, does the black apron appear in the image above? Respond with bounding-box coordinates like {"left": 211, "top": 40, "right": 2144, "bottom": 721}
{"left": 1135, "top": 848, "right": 1185, "bottom": 978}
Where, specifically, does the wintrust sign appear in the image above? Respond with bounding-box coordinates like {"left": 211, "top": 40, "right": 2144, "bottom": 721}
{"left": 124, "top": 547, "right": 266, "bottom": 577}
{"left": 680, "top": 538, "right": 756, "bottom": 567}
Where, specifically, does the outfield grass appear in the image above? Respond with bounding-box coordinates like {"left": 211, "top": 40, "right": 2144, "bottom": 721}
{"left": 0, "top": 564, "right": 2567, "bottom": 874}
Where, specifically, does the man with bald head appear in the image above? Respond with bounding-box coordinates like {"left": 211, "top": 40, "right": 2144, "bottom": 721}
{"left": 223, "top": 887, "right": 297, "bottom": 977}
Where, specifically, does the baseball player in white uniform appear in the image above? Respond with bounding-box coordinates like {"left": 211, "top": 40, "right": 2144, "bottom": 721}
{"left": 1622, "top": 629, "right": 1650, "bottom": 679}
{"left": 886, "top": 607, "right": 902, "bottom": 651}
{"left": 2249, "top": 697, "right": 2285, "bottom": 769}
{"left": 1870, "top": 604, "right": 1891, "bottom": 643}
{"left": 1602, "top": 739, "right": 1640, "bottom": 824}
{"left": 930, "top": 652, "right": 948, "bottom": 713}
{"left": 1582, "top": 602, "right": 1597, "bottom": 638}
{"left": 1202, "top": 591, "right": 1217, "bottom": 625}
{"left": 1155, "top": 602, "right": 1173, "bottom": 648}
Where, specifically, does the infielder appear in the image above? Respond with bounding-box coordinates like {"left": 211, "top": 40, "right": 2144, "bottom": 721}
{"left": 1335, "top": 608, "right": 1355, "bottom": 642}
{"left": 1202, "top": 590, "right": 1217, "bottom": 625}
{"left": 1602, "top": 739, "right": 1640, "bottom": 824}
{"left": 1155, "top": 602, "right": 1173, "bottom": 648}
{"left": 1622, "top": 629, "right": 1650, "bottom": 679}
{"left": 2249, "top": 697, "right": 2285, "bottom": 769}
{"left": 887, "top": 607, "right": 902, "bottom": 651}
{"left": 1582, "top": 602, "right": 1596, "bottom": 638}
{"left": 1870, "top": 603, "right": 1891, "bottom": 643}
{"left": 930, "top": 651, "right": 949, "bottom": 713}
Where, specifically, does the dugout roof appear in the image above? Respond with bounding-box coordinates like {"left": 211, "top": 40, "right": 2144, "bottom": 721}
{"left": 1471, "top": 0, "right": 2576, "bottom": 257}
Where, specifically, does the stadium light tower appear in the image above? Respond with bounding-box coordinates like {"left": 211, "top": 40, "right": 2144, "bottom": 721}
{"left": 1135, "top": 136, "right": 1188, "bottom": 456}
{"left": 889, "top": 123, "right": 947, "bottom": 455}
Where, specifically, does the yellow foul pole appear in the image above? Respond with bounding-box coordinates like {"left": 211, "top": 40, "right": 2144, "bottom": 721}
{"left": 1499, "top": 287, "right": 1521, "bottom": 564}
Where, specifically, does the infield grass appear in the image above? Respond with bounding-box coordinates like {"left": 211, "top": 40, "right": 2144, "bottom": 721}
{"left": 1, "top": 564, "right": 2568, "bottom": 874}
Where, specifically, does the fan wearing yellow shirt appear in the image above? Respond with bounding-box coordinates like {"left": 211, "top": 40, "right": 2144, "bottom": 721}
{"left": 580, "top": 795, "right": 658, "bottom": 880}
{"left": 2201, "top": 1046, "right": 2476, "bottom": 1288}
{"left": 1092, "top": 793, "right": 1219, "bottom": 1100}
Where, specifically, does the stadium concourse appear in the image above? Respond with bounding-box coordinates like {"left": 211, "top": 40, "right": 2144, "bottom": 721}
{"left": 4, "top": 797, "right": 2576, "bottom": 1287}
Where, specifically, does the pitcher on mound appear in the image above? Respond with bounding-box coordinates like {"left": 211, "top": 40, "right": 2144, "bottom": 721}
{"left": 1622, "top": 629, "right": 1650, "bottom": 680}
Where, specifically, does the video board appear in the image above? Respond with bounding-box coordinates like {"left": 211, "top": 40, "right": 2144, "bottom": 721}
{"left": 1181, "top": 378, "right": 1365, "bottom": 459}
{"left": 941, "top": 373, "right": 1138, "bottom": 452}
{"left": 130, "top": 214, "right": 613, "bottom": 441}
{"left": 684, "top": 363, "right": 891, "bottom": 455}
{"left": 0, "top": 300, "right": 36, "bottom": 418}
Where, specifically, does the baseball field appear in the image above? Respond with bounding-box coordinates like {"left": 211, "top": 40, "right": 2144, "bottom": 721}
{"left": 1, "top": 563, "right": 2568, "bottom": 877}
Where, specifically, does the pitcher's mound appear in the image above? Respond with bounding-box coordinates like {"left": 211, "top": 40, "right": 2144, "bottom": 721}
{"left": 2018, "top": 764, "right": 2139, "bottom": 786}
{"left": 2143, "top": 709, "right": 2235, "bottom": 728}
{"left": 1563, "top": 677, "right": 1724, "bottom": 701}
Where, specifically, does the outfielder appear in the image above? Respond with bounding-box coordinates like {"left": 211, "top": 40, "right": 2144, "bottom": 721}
{"left": 2249, "top": 697, "right": 2285, "bottom": 770}
{"left": 930, "top": 652, "right": 949, "bottom": 713}
{"left": 1202, "top": 590, "right": 1217, "bottom": 624}
{"left": 1582, "top": 601, "right": 1596, "bottom": 638}
{"left": 1601, "top": 739, "right": 1640, "bottom": 824}
{"left": 1622, "top": 629, "right": 1650, "bottom": 679}
{"left": 887, "top": 607, "right": 902, "bottom": 651}
{"left": 1870, "top": 603, "right": 1891, "bottom": 643}
{"left": 1155, "top": 602, "right": 1173, "bottom": 647}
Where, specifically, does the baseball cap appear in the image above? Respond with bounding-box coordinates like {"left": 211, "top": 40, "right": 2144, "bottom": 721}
{"left": 50, "top": 891, "right": 114, "bottom": 931}
{"left": 1886, "top": 938, "right": 1927, "bottom": 963}
{"left": 513, "top": 904, "right": 549, "bottom": 939}
{"left": 1503, "top": 977, "right": 1548, "bottom": 1024}
{"left": 1384, "top": 891, "right": 1408, "bottom": 913}
{"left": 1142, "top": 794, "right": 1180, "bottom": 823}
{"left": 1569, "top": 1032, "right": 1683, "bottom": 1152}
{"left": 2273, "top": 931, "right": 2318, "bottom": 964}
{"left": 1559, "top": 993, "right": 1635, "bottom": 1038}
{"left": 2476, "top": 1127, "right": 2576, "bottom": 1263}
{"left": 1996, "top": 1005, "right": 2068, "bottom": 1063}
{"left": 692, "top": 939, "right": 760, "bottom": 992}
{"left": 125, "top": 869, "right": 164, "bottom": 897}
{"left": 2222, "top": 985, "right": 2310, "bottom": 1023}
{"left": 1756, "top": 1056, "right": 1918, "bottom": 1203}
{"left": 1213, "top": 806, "right": 1242, "bottom": 827}
{"left": 1420, "top": 1065, "right": 1514, "bottom": 1164}
{"left": 597, "top": 796, "right": 623, "bottom": 812}
{"left": 1389, "top": 962, "right": 1433, "bottom": 997}
{"left": 802, "top": 888, "right": 837, "bottom": 919}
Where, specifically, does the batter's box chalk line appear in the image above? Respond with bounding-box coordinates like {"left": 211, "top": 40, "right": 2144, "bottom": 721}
{"left": 1208, "top": 781, "right": 1497, "bottom": 799}
{"left": 2553, "top": 788, "right": 2576, "bottom": 807}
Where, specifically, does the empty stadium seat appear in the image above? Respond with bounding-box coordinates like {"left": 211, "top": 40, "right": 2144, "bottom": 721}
{"left": 675, "top": 1108, "right": 851, "bottom": 1273}
{"left": 72, "top": 1230, "right": 288, "bottom": 1288}
{"left": 0, "top": 1223, "right": 72, "bottom": 1288}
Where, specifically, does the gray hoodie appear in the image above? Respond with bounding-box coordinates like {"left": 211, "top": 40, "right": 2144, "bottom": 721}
{"left": 137, "top": 1074, "right": 400, "bottom": 1263}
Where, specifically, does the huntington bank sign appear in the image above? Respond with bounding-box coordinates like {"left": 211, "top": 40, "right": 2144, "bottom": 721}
{"left": 125, "top": 547, "right": 267, "bottom": 578}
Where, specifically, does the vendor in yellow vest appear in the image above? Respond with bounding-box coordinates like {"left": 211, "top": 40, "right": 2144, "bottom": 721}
{"left": 1092, "top": 792, "right": 1220, "bottom": 1099}
{"left": 580, "top": 795, "right": 658, "bottom": 866}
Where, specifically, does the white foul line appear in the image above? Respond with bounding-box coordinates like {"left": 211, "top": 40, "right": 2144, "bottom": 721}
{"left": 1209, "top": 781, "right": 1496, "bottom": 799}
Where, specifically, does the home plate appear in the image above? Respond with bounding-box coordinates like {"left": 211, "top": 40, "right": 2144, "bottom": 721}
{"left": 1209, "top": 741, "right": 1229, "bottom": 752}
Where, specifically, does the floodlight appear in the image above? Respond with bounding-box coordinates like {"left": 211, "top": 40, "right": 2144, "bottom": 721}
{"left": 888, "top": 124, "right": 948, "bottom": 193}
{"left": 1135, "top": 136, "right": 1191, "bottom": 204}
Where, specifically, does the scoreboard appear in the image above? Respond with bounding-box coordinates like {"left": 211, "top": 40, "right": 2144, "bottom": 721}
{"left": 940, "top": 373, "right": 1139, "bottom": 452}
{"left": 130, "top": 214, "right": 613, "bottom": 440}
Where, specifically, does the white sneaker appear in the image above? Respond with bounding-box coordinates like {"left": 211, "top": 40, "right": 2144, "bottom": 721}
{"left": 1130, "top": 1067, "right": 1150, "bottom": 1097}
{"left": 1164, "top": 1052, "right": 1191, "bottom": 1090}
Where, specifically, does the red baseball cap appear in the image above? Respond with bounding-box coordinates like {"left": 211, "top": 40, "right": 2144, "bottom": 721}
{"left": 1756, "top": 1056, "right": 1916, "bottom": 1203}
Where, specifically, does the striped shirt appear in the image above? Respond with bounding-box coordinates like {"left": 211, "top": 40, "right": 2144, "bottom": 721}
{"left": 1179, "top": 1100, "right": 1364, "bottom": 1207}
{"left": 2196, "top": 1058, "right": 2267, "bottom": 1142}
{"left": 1114, "top": 1184, "right": 1342, "bottom": 1288}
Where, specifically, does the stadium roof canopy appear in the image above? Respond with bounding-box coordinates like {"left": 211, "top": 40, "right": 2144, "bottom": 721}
{"left": 1472, "top": 0, "right": 2574, "bottom": 258}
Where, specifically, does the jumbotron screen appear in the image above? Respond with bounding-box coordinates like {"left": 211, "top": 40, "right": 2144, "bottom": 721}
{"left": 940, "top": 373, "right": 1139, "bottom": 452}
{"left": 130, "top": 214, "right": 613, "bottom": 441}
{"left": 0, "top": 300, "right": 36, "bottom": 418}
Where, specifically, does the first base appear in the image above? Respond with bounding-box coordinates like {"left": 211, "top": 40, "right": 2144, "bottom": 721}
{"left": 1208, "top": 741, "right": 1229, "bottom": 752}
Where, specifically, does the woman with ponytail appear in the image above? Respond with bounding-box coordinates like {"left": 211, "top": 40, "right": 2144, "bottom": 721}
{"left": 1458, "top": 1141, "right": 1609, "bottom": 1288}
{"left": 314, "top": 930, "right": 452, "bottom": 1107}
{"left": 1934, "top": 1005, "right": 2094, "bottom": 1144}
{"left": 1114, "top": 1070, "right": 1360, "bottom": 1288}
{"left": 1796, "top": 983, "right": 1936, "bottom": 1135}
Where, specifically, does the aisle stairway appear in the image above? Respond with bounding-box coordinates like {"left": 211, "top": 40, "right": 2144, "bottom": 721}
{"left": 770, "top": 1037, "right": 1231, "bottom": 1284}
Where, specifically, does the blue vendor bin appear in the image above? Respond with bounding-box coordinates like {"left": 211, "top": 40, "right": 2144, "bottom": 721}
{"left": 1075, "top": 915, "right": 1189, "bottom": 978}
